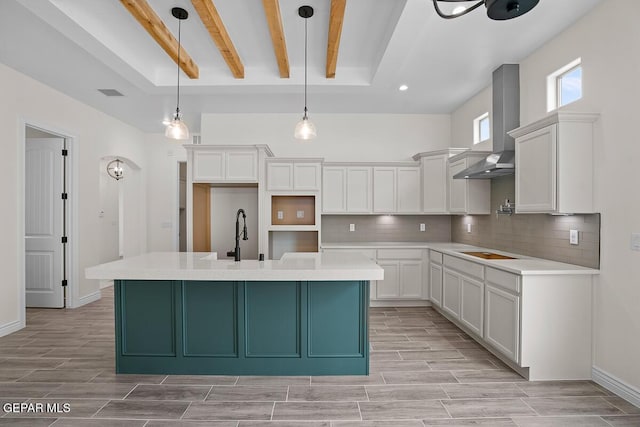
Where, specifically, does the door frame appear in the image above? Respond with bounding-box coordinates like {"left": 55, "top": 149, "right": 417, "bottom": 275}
{"left": 18, "top": 119, "right": 78, "bottom": 323}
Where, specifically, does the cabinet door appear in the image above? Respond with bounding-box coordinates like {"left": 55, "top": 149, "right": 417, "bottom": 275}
{"left": 515, "top": 124, "right": 557, "bottom": 213}
{"left": 399, "top": 260, "right": 422, "bottom": 299}
{"left": 373, "top": 167, "right": 397, "bottom": 213}
{"left": 460, "top": 276, "right": 484, "bottom": 337}
{"left": 226, "top": 151, "right": 258, "bottom": 181}
{"left": 267, "top": 163, "right": 294, "bottom": 190}
{"left": 376, "top": 261, "right": 400, "bottom": 299}
{"left": 397, "top": 167, "right": 421, "bottom": 213}
{"left": 442, "top": 269, "right": 461, "bottom": 319}
{"left": 429, "top": 263, "right": 443, "bottom": 307}
{"left": 423, "top": 155, "right": 448, "bottom": 213}
{"left": 448, "top": 159, "right": 467, "bottom": 213}
{"left": 346, "top": 167, "right": 372, "bottom": 213}
{"left": 322, "top": 167, "right": 347, "bottom": 213}
{"left": 193, "top": 151, "right": 225, "bottom": 181}
{"left": 485, "top": 284, "right": 520, "bottom": 363}
{"left": 294, "top": 163, "right": 321, "bottom": 191}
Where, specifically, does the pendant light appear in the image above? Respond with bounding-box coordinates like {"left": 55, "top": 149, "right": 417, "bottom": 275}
{"left": 294, "top": 5, "right": 316, "bottom": 141}
{"left": 432, "top": 0, "right": 539, "bottom": 20}
{"left": 165, "top": 7, "right": 190, "bottom": 140}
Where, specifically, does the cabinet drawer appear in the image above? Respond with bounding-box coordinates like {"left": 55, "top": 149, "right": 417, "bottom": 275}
{"left": 443, "top": 255, "right": 484, "bottom": 280}
{"left": 377, "top": 249, "right": 423, "bottom": 260}
{"left": 485, "top": 267, "right": 520, "bottom": 294}
{"left": 429, "top": 250, "right": 443, "bottom": 264}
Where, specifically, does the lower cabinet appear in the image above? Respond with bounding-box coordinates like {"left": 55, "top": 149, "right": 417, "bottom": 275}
{"left": 442, "top": 269, "right": 461, "bottom": 318}
{"left": 485, "top": 283, "right": 520, "bottom": 363}
{"left": 460, "top": 276, "right": 484, "bottom": 337}
{"left": 377, "top": 260, "right": 423, "bottom": 299}
{"left": 429, "top": 263, "right": 443, "bottom": 307}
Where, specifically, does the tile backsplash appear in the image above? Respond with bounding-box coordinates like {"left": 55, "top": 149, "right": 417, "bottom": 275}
{"left": 451, "top": 176, "right": 600, "bottom": 268}
{"left": 321, "top": 215, "right": 451, "bottom": 243}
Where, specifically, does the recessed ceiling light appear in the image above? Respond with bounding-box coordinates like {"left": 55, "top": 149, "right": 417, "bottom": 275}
{"left": 399, "top": 85, "right": 409, "bottom": 91}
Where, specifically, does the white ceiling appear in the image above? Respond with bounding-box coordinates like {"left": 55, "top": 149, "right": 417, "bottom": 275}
{"left": 0, "top": 0, "right": 602, "bottom": 133}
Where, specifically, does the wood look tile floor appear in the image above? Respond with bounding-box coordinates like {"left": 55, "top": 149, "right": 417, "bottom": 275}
{"left": 1, "top": 287, "right": 638, "bottom": 426}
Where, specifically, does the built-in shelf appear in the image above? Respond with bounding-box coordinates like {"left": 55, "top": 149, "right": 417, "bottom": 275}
{"left": 268, "top": 225, "right": 319, "bottom": 232}
{"left": 271, "top": 195, "right": 316, "bottom": 226}
{"left": 268, "top": 230, "right": 319, "bottom": 260}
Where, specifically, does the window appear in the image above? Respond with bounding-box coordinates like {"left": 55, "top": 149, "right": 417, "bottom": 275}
{"left": 473, "top": 112, "right": 490, "bottom": 144}
{"left": 547, "top": 58, "right": 582, "bottom": 111}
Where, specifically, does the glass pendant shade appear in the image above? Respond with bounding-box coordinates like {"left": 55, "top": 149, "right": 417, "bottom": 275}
{"left": 294, "top": 116, "right": 317, "bottom": 140}
{"left": 165, "top": 114, "right": 190, "bottom": 140}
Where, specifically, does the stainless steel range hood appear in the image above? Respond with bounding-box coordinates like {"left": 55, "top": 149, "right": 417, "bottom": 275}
{"left": 454, "top": 64, "right": 520, "bottom": 179}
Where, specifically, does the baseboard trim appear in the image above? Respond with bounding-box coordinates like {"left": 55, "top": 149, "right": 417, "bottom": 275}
{"left": 592, "top": 366, "right": 640, "bottom": 408}
{"left": 370, "top": 300, "right": 432, "bottom": 308}
{"left": 72, "top": 290, "right": 101, "bottom": 308}
{"left": 0, "top": 319, "right": 24, "bottom": 338}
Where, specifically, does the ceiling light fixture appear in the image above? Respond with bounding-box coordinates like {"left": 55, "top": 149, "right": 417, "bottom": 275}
{"left": 432, "top": 0, "right": 539, "bottom": 20}
{"left": 165, "top": 7, "right": 190, "bottom": 140}
{"left": 399, "top": 84, "right": 409, "bottom": 91}
{"left": 294, "top": 5, "right": 316, "bottom": 141}
{"left": 107, "top": 159, "right": 124, "bottom": 181}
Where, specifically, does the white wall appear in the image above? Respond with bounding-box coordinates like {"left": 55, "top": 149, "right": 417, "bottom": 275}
{"left": 450, "top": 86, "right": 492, "bottom": 151}
{"left": 0, "top": 63, "right": 148, "bottom": 334}
{"left": 200, "top": 113, "right": 451, "bottom": 162}
{"left": 210, "top": 187, "right": 259, "bottom": 260}
{"left": 451, "top": 0, "right": 640, "bottom": 392}
{"left": 98, "top": 159, "right": 120, "bottom": 263}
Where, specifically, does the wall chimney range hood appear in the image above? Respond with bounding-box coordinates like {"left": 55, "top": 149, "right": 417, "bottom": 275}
{"left": 454, "top": 64, "right": 520, "bottom": 179}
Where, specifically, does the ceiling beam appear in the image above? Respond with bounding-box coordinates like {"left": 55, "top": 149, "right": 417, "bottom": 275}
{"left": 326, "top": 0, "right": 346, "bottom": 78}
{"left": 191, "top": 0, "right": 244, "bottom": 79}
{"left": 120, "top": 0, "right": 199, "bottom": 79}
{"left": 262, "top": 0, "right": 290, "bottom": 78}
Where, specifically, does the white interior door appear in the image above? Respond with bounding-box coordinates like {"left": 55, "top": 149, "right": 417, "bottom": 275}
{"left": 25, "top": 138, "right": 65, "bottom": 308}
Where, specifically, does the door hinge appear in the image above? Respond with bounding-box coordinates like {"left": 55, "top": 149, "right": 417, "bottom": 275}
{"left": 61, "top": 236, "right": 68, "bottom": 244}
{"left": 61, "top": 280, "right": 68, "bottom": 287}
{"left": 61, "top": 193, "right": 68, "bottom": 200}
{"left": 62, "top": 149, "right": 68, "bottom": 156}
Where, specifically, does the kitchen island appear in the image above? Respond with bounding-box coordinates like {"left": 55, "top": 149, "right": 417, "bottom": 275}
{"left": 85, "top": 252, "right": 383, "bottom": 375}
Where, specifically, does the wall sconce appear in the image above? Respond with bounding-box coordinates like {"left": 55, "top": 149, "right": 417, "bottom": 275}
{"left": 107, "top": 159, "right": 124, "bottom": 181}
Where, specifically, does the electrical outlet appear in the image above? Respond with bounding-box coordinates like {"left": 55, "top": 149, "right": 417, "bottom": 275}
{"left": 277, "top": 211, "right": 284, "bottom": 220}
{"left": 466, "top": 223, "right": 472, "bottom": 233}
{"left": 570, "top": 229, "right": 579, "bottom": 245}
{"left": 420, "top": 223, "right": 426, "bottom": 232}
{"left": 349, "top": 224, "right": 355, "bottom": 232}
{"left": 632, "top": 233, "right": 640, "bottom": 251}
{"left": 296, "top": 210, "right": 304, "bottom": 219}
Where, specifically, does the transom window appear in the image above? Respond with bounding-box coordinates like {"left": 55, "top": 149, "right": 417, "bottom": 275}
{"left": 547, "top": 58, "right": 582, "bottom": 111}
{"left": 473, "top": 112, "right": 490, "bottom": 144}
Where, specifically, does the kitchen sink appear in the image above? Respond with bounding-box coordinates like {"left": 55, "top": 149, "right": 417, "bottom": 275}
{"left": 461, "top": 251, "right": 517, "bottom": 260}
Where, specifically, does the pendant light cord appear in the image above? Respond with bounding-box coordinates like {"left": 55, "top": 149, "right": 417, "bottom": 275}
{"left": 175, "top": 17, "right": 182, "bottom": 118}
{"left": 303, "top": 15, "right": 308, "bottom": 119}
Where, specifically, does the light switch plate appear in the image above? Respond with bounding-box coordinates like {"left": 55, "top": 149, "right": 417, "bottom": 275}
{"left": 570, "top": 229, "right": 579, "bottom": 245}
{"left": 632, "top": 233, "right": 640, "bottom": 251}
{"left": 349, "top": 224, "right": 355, "bottom": 232}
{"left": 277, "top": 211, "right": 284, "bottom": 220}
{"left": 296, "top": 210, "right": 304, "bottom": 219}
{"left": 420, "top": 223, "right": 426, "bottom": 232}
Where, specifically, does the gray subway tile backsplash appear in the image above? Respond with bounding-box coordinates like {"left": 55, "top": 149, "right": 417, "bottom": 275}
{"left": 321, "top": 215, "right": 451, "bottom": 243}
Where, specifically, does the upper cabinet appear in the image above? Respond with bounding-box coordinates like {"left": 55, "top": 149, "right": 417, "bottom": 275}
{"left": 187, "top": 145, "right": 268, "bottom": 183}
{"left": 323, "top": 163, "right": 419, "bottom": 214}
{"left": 413, "top": 149, "right": 468, "bottom": 214}
{"left": 509, "top": 112, "right": 599, "bottom": 214}
{"left": 267, "top": 159, "right": 322, "bottom": 191}
{"left": 447, "top": 151, "right": 491, "bottom": 215}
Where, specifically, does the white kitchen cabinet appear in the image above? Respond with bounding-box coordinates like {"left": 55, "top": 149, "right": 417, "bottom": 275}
{"left": 376, "top": 249, "right": 425, "bottom": 300}
{"left": 429, "top": 250, "right": 444, "bottom": 307}
{"left": 460, "top": 276, "right": 484, "bottom": 337}
{"left": 397, "top": 167, "right": 421, "bottom": 213}
{"left": 442, "top": 269, "right": 461, "bottom": 318}
{"left": 322, "top": 167, "right": 347, "bottom": 212}
{"left": 510, "top": 112, "right": 599, "bottom": 214}
{"left": 191, "top": 148, "right": 258, "bottom": 182}
{"left": 373, "top": 167, "right": 397, "bottom": 213}
{"left": 376, "top": 261, "right": 401, "bottom": 299}
{"left": 485, "top": 283, "right": 520, "bottom": 363}
{"left": 267, "top": 160, "right": 321, "bottom": 191}
{"left": 413, "top": 149, "right": 468, "bottom": 214}
{"left": 321, "top": 248, "right": 378, "bottom": 300}
{"left": 441, "top": 254, "right": 485, "bottom": 337}
{"left": 447, "top": 151, "right": 491, "bottom": 215}
{"left": 346, "top": 167, "right": 372, "bottom": 213}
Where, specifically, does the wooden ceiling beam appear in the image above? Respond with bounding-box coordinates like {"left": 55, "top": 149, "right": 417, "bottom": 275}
{"left": 191, "top": 0, "right": 244, "bottom": 79}
{"left": 262, "top": 0, "right": 290, "bottom": 78}
{"left": 326, "top": 0, "right": 346, "bottom": 78}
{"left": 120, "top": 0, "right": 199, "bottom": 79}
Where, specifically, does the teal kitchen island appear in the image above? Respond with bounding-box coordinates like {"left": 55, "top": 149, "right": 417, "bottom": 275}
{"left": 85, "top": 252, "right": 383, "bottom": 376}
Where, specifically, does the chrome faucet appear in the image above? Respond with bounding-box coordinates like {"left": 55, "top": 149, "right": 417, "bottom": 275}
{"left": 226, "top": 209, "right": 248, "bottom": 262}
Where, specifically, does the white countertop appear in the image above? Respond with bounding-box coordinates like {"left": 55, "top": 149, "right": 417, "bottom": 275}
{"left": 321, "top": 242, "right": 599, "bottom": 276}
{"left": 85, "top": 252, "right": 384, "bottom": 281}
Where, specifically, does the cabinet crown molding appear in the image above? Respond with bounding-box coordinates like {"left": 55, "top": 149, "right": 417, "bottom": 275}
{"left": 508, "top": 112, "right": 600, "bottom": 139}
{"left": 412, "top": 148, "right": 469, "bottom": 161}
{"left": 183, "top": 144, "right": 274, "bottom": 157}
